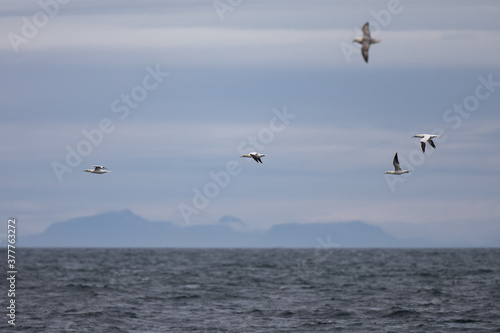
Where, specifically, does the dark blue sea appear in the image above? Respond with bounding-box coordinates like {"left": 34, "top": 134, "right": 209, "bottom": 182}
{"left": 2, "top": 248, "right": 500, "bottom": 332}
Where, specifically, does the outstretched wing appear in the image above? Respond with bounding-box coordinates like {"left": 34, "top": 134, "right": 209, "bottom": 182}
{"left": 428, "top": 138, "right": 436, "bottom": 149}
{"left": 361, "top": 41, "right": 370, "bottom": 63}
{"left": 393, "top": 153, "right": 402, "bottom": 172}
{"left": 362, "top": 22, "right": 371, "bottom": 39}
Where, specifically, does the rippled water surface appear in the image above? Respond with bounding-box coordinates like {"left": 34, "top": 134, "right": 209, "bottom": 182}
{"left": 2, "top": 248, "right": 500, "bottom": 332}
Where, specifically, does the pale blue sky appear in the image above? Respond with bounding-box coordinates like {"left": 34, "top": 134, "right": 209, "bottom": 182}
{"left": 1, "top": 0, "right": 499, "bottom": 244}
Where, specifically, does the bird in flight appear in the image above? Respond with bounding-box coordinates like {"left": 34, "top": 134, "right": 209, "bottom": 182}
{"left": 384, "top": 153, "right": 410, "bottom": 175}
{"left": 413, "top": 134, "right": 439, "bottom": 153}
{"left": 84, "top": 165, "right": 110, "bottom": 174}
{"left": 241, "top": 152, "right": 266, "bottom": 164}
{"left": 353, "top": 22, "right": 381, "bottom": 63}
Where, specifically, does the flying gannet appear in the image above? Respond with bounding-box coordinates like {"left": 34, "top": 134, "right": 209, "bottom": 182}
{"left": 353, "top": 22, "right": 381, "bottom": 63}
{"left": 84, "top": 165, "right": 110, "bottom": 174}
{"left": 413, "top": 134, "right": 439, "bottom": 153}
{"left": 241, "top": 152, "right": 265, "bottom": 164}
{"left": 385, "top": 153, "right": 410, "bottom": 175}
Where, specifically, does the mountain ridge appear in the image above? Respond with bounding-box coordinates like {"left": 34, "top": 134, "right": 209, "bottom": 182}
{"left": 15, "top": 210, "right": 499, "bottom": 248}
{"left": 17, "top": 210, "right": 405, "bottom": 248}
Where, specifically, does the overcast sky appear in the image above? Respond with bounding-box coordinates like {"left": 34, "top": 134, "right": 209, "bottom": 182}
{"left": 1, "top": 0, "right": 499, "bottom": 242}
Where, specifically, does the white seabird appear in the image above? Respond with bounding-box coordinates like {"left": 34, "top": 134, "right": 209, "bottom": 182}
{"left": 84, "top": 165, "right": 110, "bottom": 174}
{"left": 385, "top": 153, "right": 410, "bottom": 175}
{"left": 241, "top": 152, "right": 265, "bottom": 164}
{"left": 413, "top": 134, "right": 439, "bottom": 153}
{"left": 353, "top": 22, "right": 381, "bottom": 63}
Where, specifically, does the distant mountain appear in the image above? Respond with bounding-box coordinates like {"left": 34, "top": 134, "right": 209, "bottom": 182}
{"left": 19, "top": 210, "right": 256, "bottom": 248}
{"left": 18, "top": 210, "right": 401, "bottom": 248}
{"left": 261, "top": 221, "right": 400, "bottom": 248}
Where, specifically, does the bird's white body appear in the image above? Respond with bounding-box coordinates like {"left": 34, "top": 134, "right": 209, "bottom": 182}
{"left": 413, "top": 134, "right": 439, "bottom": 153}
{"left": 385, "top": 153, "right": 410, "bottom": 175}
{"left": 84, "top": 165, "right": 110, "bottom": 174}
{"left": 241, "top": 152, "right": 266, "bottom": 164}
{"left": 353, "top": 22, "right": 381, "bottom": 63}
